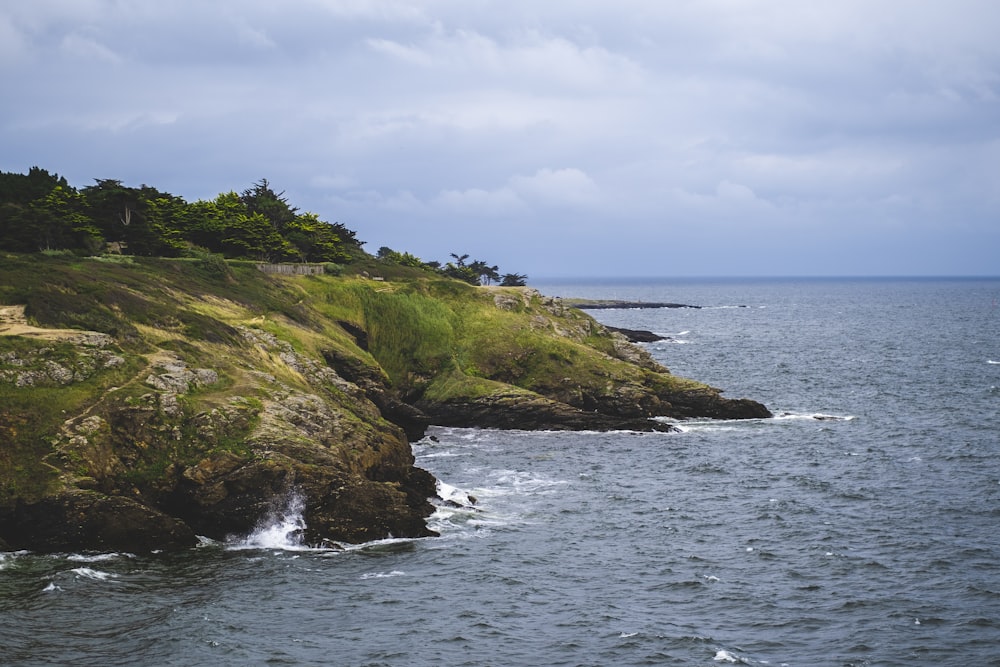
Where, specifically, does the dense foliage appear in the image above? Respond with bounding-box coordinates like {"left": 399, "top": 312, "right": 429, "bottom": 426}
{"left": 0, "top": 168, "right": 363, "bottom": 263}
{"left": 376, "top": 248, "right": 528, "bottom": 287}
{"left": 0, "top": 166, "right": 527, "bottom": 286}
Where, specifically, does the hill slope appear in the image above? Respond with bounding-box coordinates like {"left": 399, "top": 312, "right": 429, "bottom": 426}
{"left": 0, "top": 254, "right": 768, "bottom": 552}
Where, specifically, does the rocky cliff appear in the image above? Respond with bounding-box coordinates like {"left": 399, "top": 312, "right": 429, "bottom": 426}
{"left": 0, "top": 255, "right": 768, "bottom": 553}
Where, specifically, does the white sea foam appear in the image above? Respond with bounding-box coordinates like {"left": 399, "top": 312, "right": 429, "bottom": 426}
{"left": 988, "top": 359, "right": 1000, "bottom": 365}
{"left": 70, "top": 567, "right": 117, "bottom": 581}
{"left": 360, "top": 570, "right": 405, "bottom": 580}
{"left": 68, "top": 552, "right": 132, "bottom": 563}
{"left": 773, "top": 412, "right": 855, "bottom": 422}
{"left": 492, "top": 470, "right": 568, "bottom": 495}
{"left": 231, "top": 491, "right": 309, "bottom": 551}
{"left": 437, "top": 480, "right": 476, "bottom": 506}
{"left": 42, "top": 582, "right": 62, "bottom": 592}
{"left": 427, "top": 479, "right": 490, "bottom": 536}
{"left": 418, "top": 449, "right": 459, "bottom": 459}
{"left": 657, "top": 418, "right": 745, "bottom": 433}
{"left": 714, "top": 649, "right": 741, "bottom": 663}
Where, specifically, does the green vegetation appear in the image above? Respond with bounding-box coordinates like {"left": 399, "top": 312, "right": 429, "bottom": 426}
{"left": 0, "top": 168, "right": 364, "bottom": 263}
{"left": 0, "top": 168, "right": 771, "bottom": 552}
{"left": 0, "top": 167, "right": 527, "bottom": 286}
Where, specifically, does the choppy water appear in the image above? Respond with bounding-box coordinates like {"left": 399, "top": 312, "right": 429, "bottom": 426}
{"left": 3, "top": 277, "right": 1000, "bottom": 666}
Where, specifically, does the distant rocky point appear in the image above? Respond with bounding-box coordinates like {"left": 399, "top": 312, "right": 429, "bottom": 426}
{"left": 561, "top": 298, "right": 702, "bottom": 310}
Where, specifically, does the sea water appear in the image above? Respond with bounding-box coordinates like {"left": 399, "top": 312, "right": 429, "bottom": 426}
{"left": 2, "top": 277, "right": 999, "bottom": 666}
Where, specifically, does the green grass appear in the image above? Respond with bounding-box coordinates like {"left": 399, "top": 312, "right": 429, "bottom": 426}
{"left": 0, "top": 349, "right": 146, "bottom": 502}
{"left": 0, "top": 252, "right": 722, "bottom": 508}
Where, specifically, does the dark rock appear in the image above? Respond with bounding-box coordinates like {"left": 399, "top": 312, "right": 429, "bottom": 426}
{"left": 664, "top": 391, "right": 772, "bottom": 420}
{"left": 321, "top": 347, "right": 430, "bottom": 441}
{"left": 604, "top": 326, "right": 668, "bottom": 343}
{"left": 2, "top": 490, "right": 196, "bottom": 553}
{"left": 416, "top": 392, "right": 678, "bottom": 433}
{"left": 566, "top": 300, "right": 701, "bottom": 310}
{"left": 337, "top": 320, "right": 369, "bottom": 351}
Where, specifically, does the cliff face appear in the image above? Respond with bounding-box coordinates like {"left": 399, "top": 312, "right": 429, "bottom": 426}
{"left": 0, "top": 255, "right": 768, "bottom": 553}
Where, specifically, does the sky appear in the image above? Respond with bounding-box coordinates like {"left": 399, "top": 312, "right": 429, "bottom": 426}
{"left": 2, "top": 1, "right": 999, "bottom": 278}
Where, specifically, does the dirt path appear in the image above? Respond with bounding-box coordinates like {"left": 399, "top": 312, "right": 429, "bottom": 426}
{"left": 0, "top": 305, "right": 98, "bottom": 340}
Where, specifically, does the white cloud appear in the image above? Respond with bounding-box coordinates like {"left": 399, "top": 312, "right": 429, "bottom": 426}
{"left": 367, "top": 27, "right": 644, "bottom": 91}
{"left": 0, "top": 15, "right": 29, "bottom": 65}
{"left": 510, "top": 168, "right": 599, "bottom": 207}
{"left": 235, "top": 23, "right": 276, "bottom": 50}
{"left": 310, "top": 174, "right": 359, "bottom": 190}
{"left": 59, "top": 32, "right": 121, "bottom": 63}
{"left": 2, "top": 0, "right": 999, "bottom": 276}
{"left": 714, "top": 180, "right": 759, "bottom": 202}
{"left": 426, "top": 167, "right": 598, "bottom": 218}
{"left": 433, "top": 187, "right": 525, "bottom": 217}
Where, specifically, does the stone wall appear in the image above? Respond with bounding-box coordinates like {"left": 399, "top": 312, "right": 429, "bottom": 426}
{"left": 256, "top": 263, "right": 326, "bottom": 276}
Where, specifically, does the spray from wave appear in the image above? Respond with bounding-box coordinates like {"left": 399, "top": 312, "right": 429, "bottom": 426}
{"left": 232, "top": 491, "right": 308, "bottom": 550}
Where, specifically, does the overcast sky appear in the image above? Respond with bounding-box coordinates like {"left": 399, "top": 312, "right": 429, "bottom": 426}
{"left": 2, "top": 1, "right": 998, "bottom": 277}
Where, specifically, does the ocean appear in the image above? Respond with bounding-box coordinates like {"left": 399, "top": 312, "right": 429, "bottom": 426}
{"left": 2, "top": 277, "right": 999, "bottom": 666}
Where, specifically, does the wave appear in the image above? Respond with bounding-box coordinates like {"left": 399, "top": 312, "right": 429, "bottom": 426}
{"left": 228, "top": 491, "right": 310, "bottom": 552}
{"left": 359, "top": 570, "right": 406, "bottom": 580}
{"left": 713, "top": 648, "right": 749, "bottom": 663}
{"left": 437, "top": 480, "right": 477, "bottom": 507}
{"left": 655, "top": 411, "right": 855, "bottom": 433}
{"left": 70, "top": 567, "right": 117, "bottom": 581}
{"left": 67, "top": 552, "right": 134, "bottom": 563}
{"left": 224, "top": 490, "right": 442, "bottom": 555}
{"left": 773, "top": 411, "right": 856, "bottom": 422}
{"left": 988, "top": 360, "right": 1000, "bottom": 365}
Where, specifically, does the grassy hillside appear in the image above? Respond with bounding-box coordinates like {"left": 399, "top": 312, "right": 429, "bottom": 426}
{"left": 0, "top": 252, "right": 767, "bottom": 551}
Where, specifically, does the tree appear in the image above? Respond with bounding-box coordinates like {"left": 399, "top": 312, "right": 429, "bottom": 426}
{"left": 145, "top": 193, "right": 190, "bottom": 256}
{"left": 501, "top": 273, "right": 528, "bottom": 287}
{"left": 285, "top": 212, "right": 352, "bottom": 263}
{"left": 240, "top": 179, "right": 297, "bottom": 234}
{"left": 442, "top": 261, "right": 479, "bottom": 285}
{"left": 377, "top": 246, "right": 425, "bottom": 267}
{"left": 0, "top": 166, "right": 69, "bottom": 205}
{"left": 0, "top": 178, "right": 101, "bottom": 253}
{"left": 81, "top": 179, "right": 164, "bottom": 255}
{"left": 469, "top": 260, "right": 500, "bottom": 285}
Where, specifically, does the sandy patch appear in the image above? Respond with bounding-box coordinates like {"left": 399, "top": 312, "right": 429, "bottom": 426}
{"left": 0, "top": 304, "right": 102, "bottom": 341}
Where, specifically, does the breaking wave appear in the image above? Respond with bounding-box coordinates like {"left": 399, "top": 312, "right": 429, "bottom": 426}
{"left": 230, "top": 491, "right": 308, "bottom": 551}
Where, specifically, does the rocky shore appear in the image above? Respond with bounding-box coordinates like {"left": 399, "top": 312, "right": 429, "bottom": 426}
{"left": 560, "top": 298, "right": 701, "bottom": 310}
{"left": 0, "top": 256, "right": 769, "bottom": 553}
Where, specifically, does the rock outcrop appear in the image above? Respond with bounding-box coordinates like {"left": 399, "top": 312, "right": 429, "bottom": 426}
{"left": 0, "top": 256, "right": 769, "bottom": 553}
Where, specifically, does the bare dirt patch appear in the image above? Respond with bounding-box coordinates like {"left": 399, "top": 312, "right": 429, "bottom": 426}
{"left": 0, "top": 305, "right": 103, "bottom": 341}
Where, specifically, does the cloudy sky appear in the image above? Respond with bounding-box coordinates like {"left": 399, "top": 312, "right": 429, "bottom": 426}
{"left": 2, "top": 1, "right": 998, "bottom": 277}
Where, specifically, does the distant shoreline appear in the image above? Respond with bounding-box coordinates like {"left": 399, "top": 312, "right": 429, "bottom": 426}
{"left": 561, "top": 298, "right": 701, "bottom": 310}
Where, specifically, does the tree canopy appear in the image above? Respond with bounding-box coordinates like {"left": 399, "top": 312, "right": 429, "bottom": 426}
{"left": 0, "top": 168, "right": 364, "bottom": 263}
{"left": 0, "top": 166, "right": 527, "bottom": 286}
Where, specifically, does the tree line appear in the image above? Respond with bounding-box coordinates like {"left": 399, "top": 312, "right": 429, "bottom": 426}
{"left": 0, "top": 167, "right": 363, "bottom": 263}
{"left": 375, "top": 249, "right": 527, "bottom": 287}
{"left": 0, "top": 166, "right": 527, "bottom": 286}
